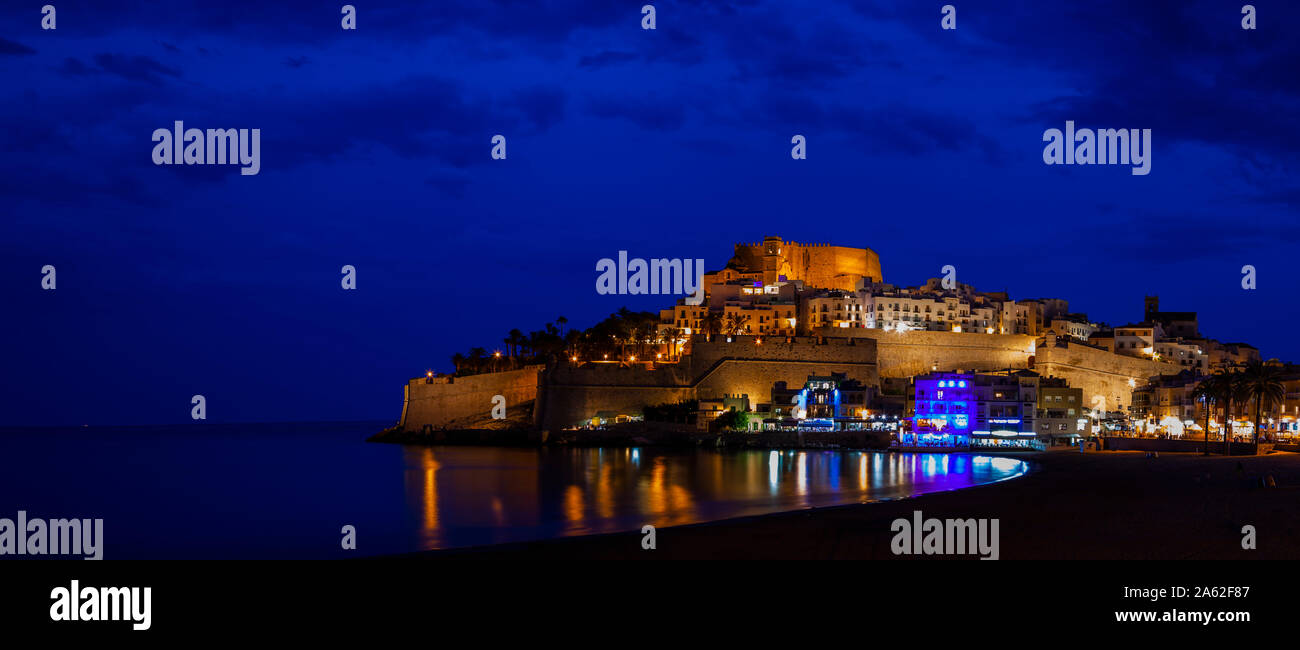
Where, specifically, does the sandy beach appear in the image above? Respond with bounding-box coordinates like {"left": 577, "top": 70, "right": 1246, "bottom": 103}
{"left": 411, "top": 450, "right": 1300, "bottom": 560}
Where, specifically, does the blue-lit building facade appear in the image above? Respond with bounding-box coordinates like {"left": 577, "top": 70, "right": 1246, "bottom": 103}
{"left": 770, "top": 374, "right": 859, "bottom": 431}
{"left": 759, "top": 373, "right": 902, "bottom": 433}
{"left": 903, "top": 372, "right": 975, "bottom": 446}
{"left": 905, "top": 371, "right": 1041, "bottom": 449}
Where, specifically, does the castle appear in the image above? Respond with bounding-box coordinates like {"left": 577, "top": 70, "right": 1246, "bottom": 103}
{"left": 725, "top": 236, "right": 884, "bottom": 291}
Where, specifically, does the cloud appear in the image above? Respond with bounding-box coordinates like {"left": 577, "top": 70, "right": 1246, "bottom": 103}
{"left": 511, "top": 86, "right": 566, "bottom": 132}
{"left": 588, "top": 96, "right": 686, "bottom": 131}
{"left": 578, "top": 50, "right": 638, "bottom": 69}
{"left": 750, "top": 91, "right": 1005, "bottom": 161}
{"left": 424, "top": 170, "right": 472, "bottom": 198}
{"left": 1099, "top": 210, "right": 1300, "bottom": 265}
{"left": 58, "top": 58, "right": 95, "bottom": 77}
{"left": 0, "top": 38, "right": 36, "bottom": 56}
{"left": 0, "top": 163, "right": 160, "bottom": 208}
{"left": 91, "top": 53, "right": 182, "bottom": 84}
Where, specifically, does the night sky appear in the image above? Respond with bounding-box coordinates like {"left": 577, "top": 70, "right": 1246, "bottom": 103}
{"left": 2, "top": 1, "right": 1297, "bottom": 426}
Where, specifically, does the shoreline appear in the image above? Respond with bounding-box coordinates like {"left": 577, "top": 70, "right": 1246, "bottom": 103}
{"left": 367, "top": 425, "right": 893, "bottom": 450}
{"left": 391, "top": 449, "right": 1300, "bottom": 560}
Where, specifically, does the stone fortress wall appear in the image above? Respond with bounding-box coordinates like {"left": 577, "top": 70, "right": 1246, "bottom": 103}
{"left": 835, "top": 328, "right": 1183, "bottom": 411}
{"left": 1036, "top": 334, "right": 1183, "bottom": 412}
{"left": 397, "top": 331, "right": 1192, "bottom": 431}
{"left": 829, "top": 327, "right": 1036, "bottom": 378}
{"left": 399, "top": 366, "right": 542, "bottom": 430}
{"left": 533, "top": 336, "right": 878, "bottom": 429}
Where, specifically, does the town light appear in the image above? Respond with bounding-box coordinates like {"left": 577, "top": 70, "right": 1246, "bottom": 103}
{"left": 571, "top": 356, "right": 578, "bottom": 362}
{"left": 426, "top": 371, "right": 433, "bottom": 378}
{"left": 986, "top": 327, "right": 994, "bottom": 334}
{"left": 952, "top": 325, "right": 962, "bottom": 333}
{"left": 629, "top": 355, "right": 636, "bottom": 362}
{"left": 494, "top": 351, "right": 501, "bottom": 358}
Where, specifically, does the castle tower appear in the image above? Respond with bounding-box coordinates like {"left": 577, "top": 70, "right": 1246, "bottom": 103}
{"left": 1144, "top": 296, "right": 1159, "bottom": 321}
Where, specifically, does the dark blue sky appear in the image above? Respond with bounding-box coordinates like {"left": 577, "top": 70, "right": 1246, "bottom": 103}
{"left": 3, "top": 1, "right": 1297, "bottom": 426}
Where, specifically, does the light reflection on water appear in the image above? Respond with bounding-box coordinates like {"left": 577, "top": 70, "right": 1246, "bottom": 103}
{"left": 403, "top": 447, "right": 1028, "bottom": 551}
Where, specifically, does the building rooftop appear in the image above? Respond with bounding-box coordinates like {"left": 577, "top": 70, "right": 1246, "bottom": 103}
{"left": 1150, "top": 311, "right": 1197, "bottom": 321}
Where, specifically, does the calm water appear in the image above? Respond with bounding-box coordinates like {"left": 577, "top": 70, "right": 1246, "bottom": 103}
{"left": 0, "top": 422, "right": 1027, "bottom": 559}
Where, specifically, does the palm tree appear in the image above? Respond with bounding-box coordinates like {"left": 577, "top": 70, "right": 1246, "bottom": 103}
{"left": 1240, "top": 361, "right": 1285, "bottom": 443}
{"left": 609, "top": 311, "right": 632, "bottom": 358}
{"left": 635, "top": 322, "right": 658, "bottom": 358}
{"left": 723, "top": 313, "right": 751, "bottom": 336}
{"left": 701, "top": 311, "right": 722, "bottom": 342}
{"left": 532, "top": 330, "right": 549, "bottom": 358}
{"left": 564, "top": 329, "right": 583, "bottom": 358}
{"left": 556, "top": 316, "right": 568, "bottom": 338}
{"left": 450, "top": 352, "right": 467, "bottom": 376}
{"left": 507, "top": 329, "right": 524, "bottom": 360}
{"left": 1191, "top": 375, "right": 1218, "bottom": 455}
{"left": 660, "top": 327, "right": 682, "bottom": 358}
{"left": 467, "top": 347, "right": 487, "bottom": 375}
{"left": 1214, "top": 370, "right": 1247, "bottom": 453}
{"left": 648, "top": 323, "right": 660, "bottom": 354}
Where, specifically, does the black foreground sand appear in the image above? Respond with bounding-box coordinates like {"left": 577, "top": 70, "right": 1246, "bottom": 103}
{"left": 410, "top": 450, "right": 1300, "bottom": 560}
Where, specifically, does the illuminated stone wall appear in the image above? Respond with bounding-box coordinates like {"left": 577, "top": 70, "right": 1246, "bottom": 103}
{"left": 1036, "top": 336, "right": 1183, "bottom": 412}
{"left": 399, "top": 331, "right": 1188, "bottom": 430}
{"left": 399, "top": 365, "right": 542, "bottom": 430}
{"left": 831, "top": 328, "right": 1185, "bottom": 411}
{"left": 534, "top": 336, "right": 878, "bottom": 429}
{"left": 828, "top": 328, "right": 1037, "bottom": 378}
